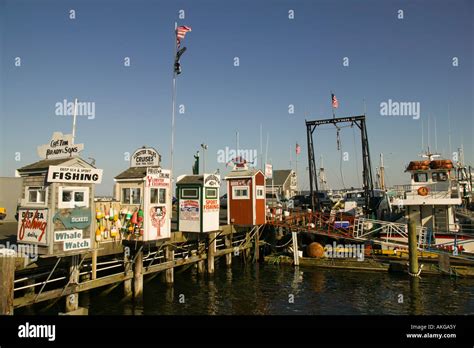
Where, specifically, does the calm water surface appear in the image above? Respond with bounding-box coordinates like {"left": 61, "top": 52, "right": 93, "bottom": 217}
{"left": 77, "top": 261, "right": 474, "bottom": 315}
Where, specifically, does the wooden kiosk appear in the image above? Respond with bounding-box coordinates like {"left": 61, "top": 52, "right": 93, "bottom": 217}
{"left": 16, "top": 132, "right": 102, "bottom": 257}
{"left": 225, "top": 163, "right": 266, "bottom": 226}
{"left": 176, "top": 174, "right": 221, "bottom": 233}
{"left": 113, "top": 146, "right": 171, "bottom": 242}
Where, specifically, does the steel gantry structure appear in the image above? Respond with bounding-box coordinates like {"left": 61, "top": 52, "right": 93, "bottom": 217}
{"left": 306, "top": 115, "right": 375, "bottom": 213}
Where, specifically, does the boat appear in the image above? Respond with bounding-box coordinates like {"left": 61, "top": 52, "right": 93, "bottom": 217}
{"left": 376, "top": 152, "right": 474, "bottom": 254}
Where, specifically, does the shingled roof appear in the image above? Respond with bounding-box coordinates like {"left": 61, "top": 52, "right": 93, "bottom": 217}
{"left": 224, "top": 168, "right": 262, "bottom": 179}
{"left": 265, "top": 169, "right": 292, "bottom": 186}
{"left": 177, "top": 175, "right": 204, "bottom": 185}
{"left": 114, "top": 166, "right": 165, "bottom": 180}
{"left": 17, "top": 157, "right": 92, "bottom": 173}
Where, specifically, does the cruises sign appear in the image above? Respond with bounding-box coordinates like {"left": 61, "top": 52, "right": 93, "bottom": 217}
{"left": 47, "top": 166, "right": 103, "bottom": 184}
{"left": 131, "top": 147, "right": 160, "bottom": 167}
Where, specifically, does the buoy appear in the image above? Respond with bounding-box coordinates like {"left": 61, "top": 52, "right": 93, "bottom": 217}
{"left": 115, "top": 219, "right": 122, "bottom": 229}
{"left": 307, "top": 242, "right": 325, "bottom": 258}
{"left": 138, "top": 209, "right": 144, "bottom": 222}
{"left": 95, "top": 228, "right": 102, "bottom": 242}
{"left": 109, "top": 207, "right": 114, "bottom": 221}
{"left": 131, "top": 211, "right": 138, "bottom": 225}
{"left": 126, "top": 211, "right": 132, "bottom": 220}
{"left": 110, "top": 227, "right": 118, "bottom": 238}
{"left": 417, "top": 186, "right": 429, "bottom": 196}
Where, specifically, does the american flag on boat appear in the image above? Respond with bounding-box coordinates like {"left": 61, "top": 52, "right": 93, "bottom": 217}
{"left": 176, "top": 25, "right": 192, "bottom": 48}
{"left": 296, "top": 143, "right": 301, "bottom": 155}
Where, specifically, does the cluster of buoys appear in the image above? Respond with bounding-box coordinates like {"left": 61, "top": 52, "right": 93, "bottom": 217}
{"left": 406, "top": 160, "right": 430, "bottom": 171}
{"left": 429, "top": 160, "right": 453, "bottom": 170}
{"left": 406, "top": 159, "right": 453, "bottom": 171}
{"left": 95, "top": 205, "right": 144, "bottom": 242}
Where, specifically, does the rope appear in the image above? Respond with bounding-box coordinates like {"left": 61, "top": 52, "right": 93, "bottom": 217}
{"left": 407, "top": 263, "right": 424, "bottom": 278}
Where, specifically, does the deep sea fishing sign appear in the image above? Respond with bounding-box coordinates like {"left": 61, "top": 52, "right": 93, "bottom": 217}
{"left": 17, "top": 209, "right": 48, "bottom": 245}
{"left": 47, "top": 166, "right": 103, "bottom": 184}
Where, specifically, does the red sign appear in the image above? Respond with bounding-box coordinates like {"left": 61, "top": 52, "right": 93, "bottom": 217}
{"left": 17, "top": 209, "right": 48, "bottom": 245}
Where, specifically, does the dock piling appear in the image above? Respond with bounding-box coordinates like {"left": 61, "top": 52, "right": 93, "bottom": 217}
{"left": 225, "top": 234, "right": 232, "bottom": 267}
{"left": 65, "top": 255, "right": 80, "bottom": 313}
{"left": 292, "top": 231, "right": 300, "bottom": 266}
{"left": 0, "top": 250, "right": 15, "bottom": 315}
{"left": 207, "top": 232, "right": 216, "bottom": 274}
{"left": 133, "top": 249, "right": 144, "bottom": 301}
{"left": 123, "top": 249, "right": 133, "bottom": 298}
{"left": 165, "top": 245, "right": 174, "bottom": 284}
{"left": 408, "top": 221, "right": 419, "bottom": 276}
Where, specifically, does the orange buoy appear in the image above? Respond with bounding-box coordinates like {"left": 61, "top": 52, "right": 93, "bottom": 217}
{"left": 417, "top": 187, "right": 429, "bottom": 196}
{"left": 307, "top": 242, "right": 325, "bottom": 258}
{"left": 131, "top": 211, "right": 138, "bottom": 225}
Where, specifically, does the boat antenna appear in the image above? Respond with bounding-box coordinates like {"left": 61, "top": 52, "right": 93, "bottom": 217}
{"left": 434, "top": 115, "right": 438, "bottom": 153}
{"left": 448, "top": 103, "right": 452, "bottom": 156}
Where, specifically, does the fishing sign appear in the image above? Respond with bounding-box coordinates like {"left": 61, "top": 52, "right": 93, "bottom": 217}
{"left": 17, "top": 209, "right": 48, "bottom": 245}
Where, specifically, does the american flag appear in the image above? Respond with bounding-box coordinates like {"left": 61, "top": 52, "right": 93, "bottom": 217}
{"left": 176, "top": 25, "right": 192, "bottom": 47}
{"left": 331, "top": 93, "right": 339, "bottom": 108}
{"left": 296, "top": 143, "right": 301, "bottom": 155}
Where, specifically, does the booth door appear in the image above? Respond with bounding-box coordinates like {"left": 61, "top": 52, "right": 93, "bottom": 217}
{"left": 146, "top": 186, "right": 170, "bottom": 240}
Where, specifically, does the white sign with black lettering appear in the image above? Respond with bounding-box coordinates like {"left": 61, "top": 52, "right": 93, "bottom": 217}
{"left": 47, "top": 166, "right": 103, "bottom": 184}
{"left": 37, "top": 132, "right": 84, "bottom": 159}
{"left": 131, "top": 147, "right": 160, "bottom": 167}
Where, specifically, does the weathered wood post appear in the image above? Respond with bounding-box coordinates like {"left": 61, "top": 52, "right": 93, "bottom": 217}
{"left": 244, "top": 230, "right": 251, "bottom": 260}
{"left": 207, "top": 232, "right": 216, "bottom": 275}
{"left": 225, "top": 234, "right": 232, "bottom": 267}
{"left": 0, "top": 249, "right": 15, "bottom": 315}
{"left": 197, "top": 239, "right": 206, "bottom": 274}
{"left": 133, "top": 249, "right": 144, "bottom": 301}
{"left": 408, "top": 221, "right": 418, "bottom": 276}
{"left": 165, "top": 245, "right": 174, "bottom": 284}
{"left": 292, "top": 231, "right": 299, "bottom": 266}
{"left": 254, "top": 227, "right": 260, "bottom": 262}
{"left": 123, "top": 246, "right": 132, "bottom": 298}
{"left": 65, "top": 255, "right": 80, "bottom": 313}
{"left": 91, "top": 249, "right": 97, "bottom": 280}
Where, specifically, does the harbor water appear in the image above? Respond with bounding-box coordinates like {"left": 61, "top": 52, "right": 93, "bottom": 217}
{"left": 20, "top": 261, "right": 474, "bottom": 315}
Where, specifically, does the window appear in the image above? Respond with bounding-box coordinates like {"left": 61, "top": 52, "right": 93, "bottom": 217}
{"left": 414, "top": 173, "right": 428, "bottom": 182}
{"left": 121, "top": 187, "right": 141, "bottom": 204}
{"left": 58, "top": 186, "right": 89, "bottom": 208}
{"left": 256, "top": 186, "right": 264, "bottom": 199}
{"left": 27, "top": 187, "right": 46, "bottom": 205}
{"left": 182, "top": 188, "right": 198, "bottom": 199}
{"left": 233, "top": 186, "right": 249, "bottom": 199}
{"left": 159, "top": 188, "right": 166, "bottom": 204}
{"left": 150, "top": 188, "right": 167, "bottom": 204}
{"left": 432, "top": 172, "right": 448, "bottom": 182}
{"left": 206, "top": 188, "right": 217, "bottom": 199}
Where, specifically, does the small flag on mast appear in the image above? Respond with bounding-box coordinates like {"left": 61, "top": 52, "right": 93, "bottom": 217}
{"left": 296, "top": 143, "right": 301, "bottom": 155}
{"left": 331, "top": 93, "right": 339, "bottom": 109}
{"left": 176, "top": 25, "right": 192, "bottom": 48}
{"left": 174, "top": 25, "right": 192, "bottom": 75}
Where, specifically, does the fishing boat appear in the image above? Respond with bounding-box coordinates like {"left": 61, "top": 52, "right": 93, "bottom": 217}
{"left": 376, "top": 152, "right": 474, "bottom": 254}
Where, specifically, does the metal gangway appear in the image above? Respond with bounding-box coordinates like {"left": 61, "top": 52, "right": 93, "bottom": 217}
{"left": 353, "top": 217, "right": 429, "bottom": 249}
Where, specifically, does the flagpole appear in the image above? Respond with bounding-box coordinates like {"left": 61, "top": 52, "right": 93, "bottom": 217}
{"left": 72, "top": 97, "right": 78, "bottom": 144}
{"left": 170, "top": 21, "right": 178, "bottom": 199}
{"left": 295, "top": 144, "right": 298, "bottom": 194}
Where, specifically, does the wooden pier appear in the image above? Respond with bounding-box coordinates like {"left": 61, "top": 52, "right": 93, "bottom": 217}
{"left": 2, "top": 224, "right": 264, "bottom": 314}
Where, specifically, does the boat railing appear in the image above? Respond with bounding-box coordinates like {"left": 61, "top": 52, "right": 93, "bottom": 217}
{"left": 353, "top": 217, "right": 428, "bottom": 247}
{"left": 391, "top": 182, "right": 460, "bottom": 200}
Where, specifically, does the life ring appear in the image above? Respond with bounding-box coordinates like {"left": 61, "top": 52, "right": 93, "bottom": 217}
{"left": 417, "top": 187, "right": 429, "bottom": 196}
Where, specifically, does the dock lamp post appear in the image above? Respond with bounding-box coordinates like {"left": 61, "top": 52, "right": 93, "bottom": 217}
{"left": 201, "top": 143, "right": 208, "bottom": 173}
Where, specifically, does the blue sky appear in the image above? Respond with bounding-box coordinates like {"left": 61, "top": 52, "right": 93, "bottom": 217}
{"left": 0, "top": 0, "right": 472, "bottom": 195}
